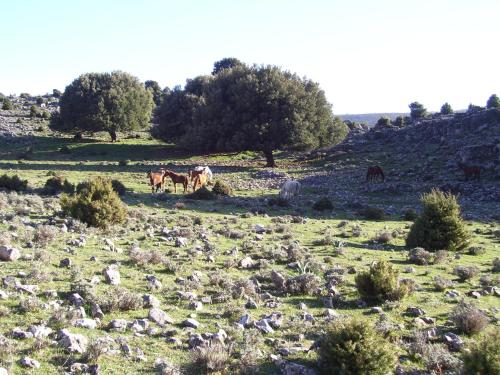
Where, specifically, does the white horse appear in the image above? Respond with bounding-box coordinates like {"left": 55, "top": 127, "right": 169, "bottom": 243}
{"left": 193, "top": 166, "right": 213, "bottom": 182}
{"left": 279, "top": 180, "right": 301, "bottom": 199}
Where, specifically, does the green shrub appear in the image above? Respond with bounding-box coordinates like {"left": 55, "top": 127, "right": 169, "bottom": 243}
{"left": 312, "top": 197, "right": 333, "bottom": 211}
{"left": 493, "top": 258, "right": 500, "bottom": 273}
{"left": 1, "top": 98, "right": 13, "bottom": 110}
{"left": 111, "top": 179, "right": 126, "bottom": 196}
{"left": 406, "top": 189, "right": 469, "bottom": 252}
{"left": 61, "top": 176, "right": 127, "bottom": 228}
{"left": 468, "top": 246, "right": 486, "bottom": 256}
{"left": 0, "top": 174, "right": 28, "bottom": 191}
{"left": 317, "top": 318, "right": 397, "bottom": 375}
{"left": 358, "top": 206, "right": 385, "bottom": 220}
{"left": 268, "top": 197, "right": 289, "bottom": 207}
{"left": 403, "top": 208, "right": 418, "bottom": 221}
{"left": 212, "top": 180, "right": 232, "bottom": 196}
{"left": 453, "top": 265, "right": 479, "bottom": 281}
{"left": 462, "top": 328, "right": 500, "bottom": 374}
{"left": 450, "top": 301, "right": 489, "bottom": 335}
{"left": 355, "top": 260, "right": 411, "bottom": 302}
{"left": 187, "top": 186, "right": 216, "bottom": 200}
{"left": 408, "top": 247, "right": 432, "bottom": 265}
{"left": 43, "top": 176, "right": 75, "bottom": 195}
{"left": 30, "top": 105, "right": 41, "bottom": 118}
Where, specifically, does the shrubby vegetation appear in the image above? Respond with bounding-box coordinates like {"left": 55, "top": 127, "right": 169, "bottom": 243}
{"left": 409, "top": 101, "right": 427, "bottom": 121}
{"left": 462, "top": 328, "right": 500, "bottom": 374}
{"left": 155, "top": 59, "right": 348, "bottom": 166}
{"left": 317, "top": 319, "right": 397, "bottom": 375}
{"left": 211, "top": 180, "right": 232, "bottom": 196}
{"left": 43, "top": 176, "right": 75, "bottom": 195}
{"left": 406, "top": 189, "right": 469, "bottom": 251}
{"left": 61, "top": 177, "right": 127, "bottom": 228}
{"left": 53, "top": 71, "right": 154, "bottom": 141}
{"left": 312, "top": 197, "right": 334, "bottom": 211}
{"left": 0, "top": 174, "right": 28, "bottom": 191}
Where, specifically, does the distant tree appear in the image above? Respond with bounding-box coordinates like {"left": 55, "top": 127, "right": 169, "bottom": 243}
{"left": 19, "top": 93, "right": 30, "bottom": 99}
{"left": 36, "top": 96, "right": 46, "bottom": 105}
{"left": 440, "top": 102, "right": 453, "bottom": 115}
{"left": 52, "top": 89, "right": 62, "bottom": 98}
{"left": 375, "top": 116, "right": 391, "bottom": 128}
{"left": 486, "top": 94, "right": 500, "bottom": 109}
{"left": 212, "top": 57, "right": 244, "bottom": 75}
{"left": 30, "top": 105, "right": 41, "bottom": 118}
{"left": 145, "top": 80, "right": 163, "bottom": 106}
{"left": 2, "top": 98, "right": 13, "bottom": 110}
{"left": 155, "top": 63, "right": 347, "bottom": 167}
{"left": 393, "top": 115, "right": 406, "bottom": 127}
{"left": 54, "top": 71, "right": 154, "bottom": 141}
{"left": 409, "top": 102, "right": 427, "bottom": 121}
{"left": 467, "top": 103, "right": 483, "bottom": 114}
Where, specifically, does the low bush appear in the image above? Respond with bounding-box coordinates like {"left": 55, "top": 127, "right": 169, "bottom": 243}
{"left": 313, "top": 197, "right": 333, "bottom": 211}
{"left": 212, "top": 180, "right": 232, "bottom": 196}
{"left": 317, "top": 318, "right": 397, "bottom": 375}
{"left": 450, "top": 301, "right": 489, "bottom": 335}
{"left": 493, "top": 258, "right": 500, "bottom": 273}
{"left": 433, "top": 250, "right": 449, "bottom": 264}
{"left": 358, "top": 206, "right": 385, "bottom": 220}
{"left": 355, "top": 260, "right": 411, "bottom": 302}
{"left": 408, "top": 247, "right": 432, "bottom": 265}
{"left": 403, "top": 208, "right": 418, "bottom": 221}
{"left": 0, "top": 174, "right": 28, "bottom": 191}
{"left": 468, "top": 246, "right": 486, "bottom": 256}
{"left": 462, "top": 328, "right": 500, "bottom": 374}
{"left": 43, "top": 176, "right": 75, "bottom": 195}
{"left": 61, "top": 177, "right": 127, "bottom": 228}
{"left": 187, "top": 186, "right": 216, "bottom": 200}
{"left": 406, "top": 189, "right": 469, "bottom": 251}
{"left": 453, "top": 265, "right": 479, "bottom": 281}
{"left": 285, "top": 273, "right": 321, "bottom": 295}
{"left": 267, "top": 197, "right": 289, "bottom": 207}
{"left": 190, "top": 342, "right": 232, "bottom": 373}
{"left": 371, "top": 231, "right": 392, "bottom": 244}
{"left": 118, "top": 159, "right": 130, "bottom": 166}
{"left": 33, "top": 224, "right": 58, "bottom": 246}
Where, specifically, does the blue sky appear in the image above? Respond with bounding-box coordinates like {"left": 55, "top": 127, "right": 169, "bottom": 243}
{"left": 1, "top": 0, "right": 499, "bottom": 113}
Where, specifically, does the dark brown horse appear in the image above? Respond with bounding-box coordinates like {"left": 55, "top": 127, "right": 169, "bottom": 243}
{"left": 164, "top": 170, "right": 189, "bottom": 193}
{"left": 366, "top": 166, "right": 385, "bottom": 182}
{"left": 458, "top": 162, "right": 480, "bottom": 181}
{"left": 147, "top": 170, "right": 166, "bottom": 193}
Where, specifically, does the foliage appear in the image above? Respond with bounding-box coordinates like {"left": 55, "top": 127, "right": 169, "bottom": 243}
{"left": 403, "top": 208, "right": 418, "bottom": 221}
{"left": 111, "top": 179, "right": 126, "bottom": 196}
{"left": 453, "top": 265, "right": 479, "bottom": 281}
{"left": 212, "top": 57, "right": 244, "bottom": 75}
{"left": 440, "top": 102, "right": 454, "bottom": 115}
{"left": 450, "top": 301, "right": 489, "bottom": 335}
{"left": 267, "top": 197, "right": 289, "bottom": 207}
{"left": 43, "top": 175, "right": 75, "bottom": 195}
{"left": 312, "top": 197, "right": 334, "bottom": 211}
{"left": 358, "top": 206, "right": 385, "bottom": 220}
{"left": 52, "top": 89, "right": 62, "bottom": 98}
{"left": 212, "top": 180, "right": 232, "bottom": 196}
{"left": 1, "top": 98, "right": 13, "bottom": 110}
{"left": 375, "top": 116, "right": 391, "bottom": 128}
{"left": 30, "top": 105, "right": 41, "bottom": 118}
{"left": 190, "top": 342, "right": 232, "bottom": 373}
{"left": 409, "top": 101, "right": 427, "bottom": 121}
{"left": 155, "top": 62, "right": 348, "bottom": 166}
{"left": 462, "top": 328, "right": 500, "bottom": 374}
{"left": 187, "top": 186, "right": 216, "bottom": 200}
{"left": 392, "top": 115, "right": 406, "bottom": 127}
{"left": 406, "top": 189, "right": 469, "bottom": 251}
{"left": 317, "top": 318, "right": 397, "bottom": 375}
{"left": 145, "top": 80, "right": 164, "bottom": 106}
{"left": 355, "top": 260, "right": 410, "bottom": 302}
{"left": 467, "top": 103, "right": 483, "bottom": 113}
{"left": 408, "top": 247, "right": 432, "bottom": 265}
{"left": 486, "top": 94, "right": 500, "bottom": 109}
{"left": 61, "top": 176, "right": 127, "bottom": 228}
{"left": 0, "top": 173, "right": 28, "bottom": 191}
{"left": 54, "top": 71, "right": 154, "bottom": 140}
{"left": 493, "top": 257, "right": 500, "bottom": 273}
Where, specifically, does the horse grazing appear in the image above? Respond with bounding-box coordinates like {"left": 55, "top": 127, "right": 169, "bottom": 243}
{"left": 279, "top": 180, "right": 301, "bottom": 200}
{"left": 147, "top": 170, "right": 166, "bottom": 193}
{"left": 192, "top": 172, "right": 208, "bottom": 192}
{"left": 164, "top": 170, "right": 189, "bottom": 193}
{"left": 189, "top": 166, "right": 213, "bottom": 183}
{"left": 458, "top": 162, "right": 480, "bottom": 181}
{"left": 366, "top": 166, "right": 385, "bottom": 182}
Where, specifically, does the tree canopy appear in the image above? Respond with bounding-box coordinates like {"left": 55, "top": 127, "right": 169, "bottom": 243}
{"left": 53, "top": 71, "right": 154, "bottom": 141}
{"left": 211, "top": 57, "right": 244, "bottom": 75}
{"left": 145, "top": 80, "right": 164, "bottom": 106}
{"left": 409, "top": 102, "right": 427, "bottom": 121}
{"left": 486, "top": 94, "right": 500, "bottom": 109}
{"left": 155, "top": 62, "right": 347, "bottom": 166}
{"left": 440, "top": 102, "right": 453, "bottom": 115}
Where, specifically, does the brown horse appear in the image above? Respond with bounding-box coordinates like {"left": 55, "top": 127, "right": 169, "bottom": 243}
{"left": 192, "top": 173, "right": 208, "bottom": 192}
{"left": 366, "top": 166, "right": 385, "bottom": 182}
{"left": 458, "top": 162, "right": 480, "bottom": 181}
{"left": 188, "top": 169, "right": 205, "bottom": 183}
{"left": 147, "top": 170, "right": 166, "bottom": 193}
{"left": 164, "top": 170, "right": 189, "bottom": 193}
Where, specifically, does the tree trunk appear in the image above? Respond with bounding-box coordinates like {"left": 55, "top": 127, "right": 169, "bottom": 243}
{"left": 264, "top": 149, "right": 276, "bottom": 167}
{"left": 109, "top": 130, "right": 117, "bottom": 142}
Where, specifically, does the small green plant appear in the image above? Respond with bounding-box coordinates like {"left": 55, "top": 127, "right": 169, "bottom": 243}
{"left": 317, "top": 318, "right": 397, "bottom": 375}
{"left": 462, "top": 328, "right": 500, "bottom": 374}
{"left": 406, "top": 189, "right": 469, "bottom": 251}
{"left": 212, "top": 180, "right": 232, "bottom": 196}
{"left": 0, "top": 174, "right": 28, "bottom": 191}
{"left": 358, "top": 206, "right": 385, "bottom": 220}
{"left": 312, "top": 197, "right": 334, "bottom": 211}
{"left": 355, "top": 260, "right": 411, "bottom": 302}
{"left": 43, "top": 176, "right": 75, "bottom": 195}
{"left": 111, "top": 179, "right": 126, "bottom": 196}
{"left": 61, "top": 176, "right": 127, "bottom": 228}
{"left": 187, "top": 186, "right": 216, "bottom": 200}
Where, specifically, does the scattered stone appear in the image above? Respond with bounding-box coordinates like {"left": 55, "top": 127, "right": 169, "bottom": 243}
{"left": 239, "top": 256, "right": 255, "bottom": 269}
{"left": 245, "top": 298, "right": 258, "bottom": 309}
{"left": 0, "top": 246, "right": 21, "bottom": 261}
{"left": 443, "top": 332, "right": 464, "bottom": 351}
{"left": 149, "top": 308, "right": 174, "bottom": 326}
{"left": 69, "top": 293, "right": 85, "bottom": 307}
{"left": 103, "top": 265, "right": 121, "bottom": 285}
{"left": 406, "top": 307, "right": 425, "bottom": 317}
{"left": 108, "top": 319, "right": 129, "bottom": 331}
{"left": 182, "top": 318, "right": 200, "bottom": 329}
{"left": 143, "top": 294, "right": 160, "bottom": 308}
{"left": 28, "top": 324, "right": 52, "bottom": 338}
{"left": 58, "top": 329, "right": 88, "bottom": 354}
{"left": 188, "top": 301, "right": 203, "bottom": 311}
{"left": 255, "top": 318, "right": 274, "bottom": 333}
{"left": 90, "top": 301, "right": 104, "bottom": 319}
{"left": 0, "top": 367, "right": 8, "bottom": 375}
{"left": 12, "top": 327, "right": 33, "bottom": 339}
{"left": 254, "top": 224, "right": 266, "bottom": 234}
{"left": 59, "top": 258, "right": 72, "bottom": 268}
{"left": 175, "top": 237, "right": 188, "bottom": 247}
{"left": 20, "top": 357, "right": 40, "bottom": 369}
{"left": 371, "top": 306, "right": 383, "bottom": 314}
{"left": 74, "top": 318, "right": 98, "bottom": 329}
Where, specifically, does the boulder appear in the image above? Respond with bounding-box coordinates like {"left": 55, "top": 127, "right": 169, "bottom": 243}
{"left": 0, "top": 246, "right": 20, "bottom": 261}
{"left": 103, "top": 266, "right": 121, "bottom": 285}
{"left": 58, "top": 329, "right": 88, "bottom": 354}
{"left": 148, "top": 308, "right": 174, "bottom": 326}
